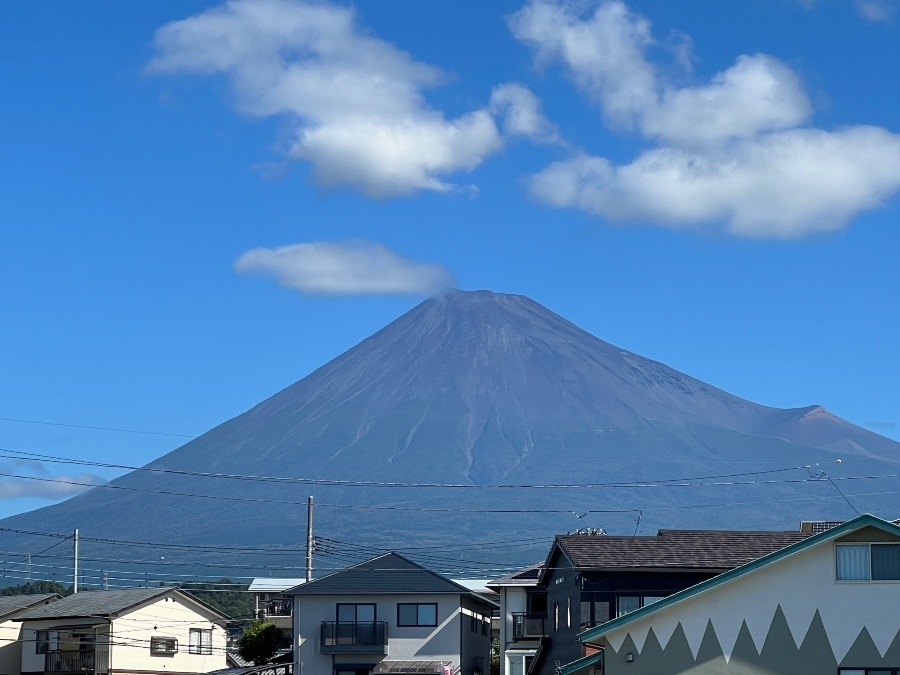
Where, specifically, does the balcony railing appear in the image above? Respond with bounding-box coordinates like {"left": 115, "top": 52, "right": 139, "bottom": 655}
{"left": 265, "top": 599, "right": 293, "bottom": 616}
{"left": 45, "top": 649, "right": 109, "bottom": 674}
{"left": 320, "top": 621, "right": 388, "bottom": 654}
{"left": 511, "top": 613, "right": 547, "bottom": 640}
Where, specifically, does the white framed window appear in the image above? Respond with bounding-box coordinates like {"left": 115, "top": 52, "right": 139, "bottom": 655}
{"left": 836, "top": 543, "right": 900, "bottom": 581}
{"left": 189, "top": 628, "right": 212, "bottom": 655}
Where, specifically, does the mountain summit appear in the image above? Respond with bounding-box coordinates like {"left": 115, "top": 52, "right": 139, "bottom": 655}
{"left": 5, "top": 290, "right": 899, "bottom": 569}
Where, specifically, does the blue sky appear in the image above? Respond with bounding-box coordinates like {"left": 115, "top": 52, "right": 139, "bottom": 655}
{"left": 1, "top": 0, "right": 899, "bottom": 520}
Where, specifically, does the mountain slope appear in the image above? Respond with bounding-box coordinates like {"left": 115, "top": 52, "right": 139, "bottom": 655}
{"left": 3, "top": 290, "right": 898, "bottom": 573}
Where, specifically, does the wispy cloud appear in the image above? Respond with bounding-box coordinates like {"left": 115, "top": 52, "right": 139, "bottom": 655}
{"left": 489, "top": 83, "right": 561, "bottom": 145}
{"left": 800, "top": 0, "right": 898, "bottom": 23}
{"left": 509, "top": 0, "right": 900, "bottom": 238}
{"left": 147, "top": 0, "right": 504, "bottom": 197}
{"left": 235, "top": 241, "right": 455, "bottom": 296}
{"left": 0, "top": 470, "right": 106, "bottom": 500}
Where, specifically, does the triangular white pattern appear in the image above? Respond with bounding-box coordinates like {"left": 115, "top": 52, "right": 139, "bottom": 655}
{"left": 605, "top": 628, "right": 627, "bottom": 654}
{"left": 628, "top": 623, "right": 652, "bottom": 653}
{"left": 742, "top": 603, "right": 776, "bottom": 654}
{"left": 679, "top": 611, "right": 711, "bottom": 659}
{"left": 780, "top": 600, "right": 816, "bottom": 650}
{"left": 865, "top": 621, "right": 899, "bottom": 658}
{"left": 648, "top": 613, "right": 679, "bottom": 652}
{"left": 709, "top": 610, "right": 748, "bottom": 662}
{"left": 815, "top": 608, "right": 858, "bottom": 664}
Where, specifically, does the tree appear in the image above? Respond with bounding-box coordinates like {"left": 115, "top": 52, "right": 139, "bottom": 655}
{"left": 238, "top": 621, "right": 283, "bottom": 665}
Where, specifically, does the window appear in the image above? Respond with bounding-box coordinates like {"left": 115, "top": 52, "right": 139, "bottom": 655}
{"left": 837, "top": 544, "right": 900, "bottom": 581}
{"left": 189, "top": 628, "right": 212, "bottom": 655}
{"left": 566, "top": 598, "right": 571, "bottom": 628}
{"left": 527, "top": 592, "right": 547, "bottom": 616}
{"left": 150, "top": 637, "right": 178, "bottom": 655}
{"left": 616, "top": 595, "right": 667, "bottom": 617}
{"left": 337, "top": 603, "right": 376, "bottom": 622}
{"left": 398, "top": 603, "right": 437, "bottom": 627}
{"left": 553, "top": 602, "right": 559, "bottom": 632}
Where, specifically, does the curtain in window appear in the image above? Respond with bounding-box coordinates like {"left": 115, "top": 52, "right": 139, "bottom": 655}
{"left": 872, "top": 544, "right": 900, "bottom": 580}
{"left": 836, "top": 544, "right": 869, "bottom": 580}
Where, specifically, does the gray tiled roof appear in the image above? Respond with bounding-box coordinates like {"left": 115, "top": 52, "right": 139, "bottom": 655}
{"left": 0, "top": 594, "right": 59, "bottom": 619}
{"left": 287, "top": 552, "right": 472, "bottom": 596}
{"left": 555, "top": 529, "right": 811, "bottom": 570}
{"left": 15, "top": 587, "right": 173, "bottom": 620}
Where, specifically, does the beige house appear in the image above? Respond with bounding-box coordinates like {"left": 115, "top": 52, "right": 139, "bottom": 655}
{"left": 16, "top": 587, "right": 230, "bottom": 675}
{"left": 0, "top": 594, "right": 60, "bottom": 675}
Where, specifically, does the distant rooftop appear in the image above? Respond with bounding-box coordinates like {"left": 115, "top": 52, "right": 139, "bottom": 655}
{"left": 248, "top": 578, "right": 306, "bottom": 592}
{"left": 553, "top": 528, "right": 812, "bottom": 572}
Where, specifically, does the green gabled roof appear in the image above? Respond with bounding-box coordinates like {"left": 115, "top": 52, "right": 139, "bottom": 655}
{"left": 579, "top": 514, "right": 900, "bottom": 644}
{"left": 558, "top": 650, "right": 604, "bottom": 675}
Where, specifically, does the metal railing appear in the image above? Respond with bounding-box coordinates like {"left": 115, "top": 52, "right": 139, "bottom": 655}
{"left": 320, "top": 621, "right": 387, "bottom": 652}
{"left": 511, "top": 613, "right": 547, "bottom": 640}
{"left": 45, "top": 649, "right": 109, "bottom": 674}
{"left": 265, "top": 599, "right": 293, "bottom": 616}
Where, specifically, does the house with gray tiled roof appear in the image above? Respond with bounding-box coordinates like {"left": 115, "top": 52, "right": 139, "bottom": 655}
{"left": 0, "top": 594, "right": 60, "bottom": 675}
{"left": 286, "top": 552, "right": 496, "bottom": 675}
{"left": 15, "top": 587, "right": 231, "bottom": 675}
{"left": 499, "top": 526, "right": 813, "bottom": 675}
{"left": 563, "top": 514, "right": 900, "bottom": 675}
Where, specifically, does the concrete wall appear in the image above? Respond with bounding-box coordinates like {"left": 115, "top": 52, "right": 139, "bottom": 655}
{"left": 595, "top": 536, "right": 900, "bottom": 674}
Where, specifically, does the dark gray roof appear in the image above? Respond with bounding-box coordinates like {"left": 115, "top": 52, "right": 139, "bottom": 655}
{"left": 288, "top": 552, "right": 472, "bottom": 596}
{"left": 0, "top": 594, "right": 59, "bottom": 619}
{"left": 553, "top": 529, "right": 811, "bottom": 572}
{"left": 488, "top": 563, "right": 543, "bottom": 588}
{"left": 14, "top": 587, "right": 224, "bottom": 621}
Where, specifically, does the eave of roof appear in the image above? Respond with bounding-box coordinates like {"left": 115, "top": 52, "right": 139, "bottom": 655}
{"left": 578, "top": 513, "right": 900, "bottom": 644}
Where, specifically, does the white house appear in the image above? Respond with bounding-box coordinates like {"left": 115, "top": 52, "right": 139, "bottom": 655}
{"left": 286, "top": 552, "right": 495, "bottom": 675}
{"left": 0, "top": 594, "right": 60, "bottom": 675}
{"left": 562, "top": 514, "right": 900, "bottom": 675}
{"left": 16, "top": 587, "right": 231, "bottom": 675}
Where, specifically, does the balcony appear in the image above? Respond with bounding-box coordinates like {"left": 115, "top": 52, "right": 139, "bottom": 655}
{"left": 511, "top": 613, "right": 547, "bottom": 640}
{"left": 265, "top": 599, "right": 293, "bottom": 616}
{"left": 320, "top": 621, "right": 388, "bottom": 655}
{"left": 45, "top": 649, "right": 109, "bottom": 674}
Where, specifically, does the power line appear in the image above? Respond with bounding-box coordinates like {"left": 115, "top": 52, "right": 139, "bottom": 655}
{"left": 0, "top": 418, "right": 195, "bottom": 438}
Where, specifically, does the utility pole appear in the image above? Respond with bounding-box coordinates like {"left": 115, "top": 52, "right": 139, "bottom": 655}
{"left": 73, "top": 529, "right": 79, "bottom": 594}
{"left": 306, "top": 496, "right": 314, "bottom": 582}
{"left": 27, "top": 555, "right": 31, "bottom": 581}
{"left": 102, "top": 570, "right": 109, "bottom": 591}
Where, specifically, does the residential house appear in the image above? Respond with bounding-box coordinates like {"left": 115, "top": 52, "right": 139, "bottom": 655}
{"left": 563, "top": 513, "right": 900, "bottom": 675}
{"left": 248, "top": 578, "right": 305, "bottom": 654}
{"left": 486, "top": 564, "right": 543, "bottom": 675}
{"left": 16, "top": 587, "right": 231, "bottom": 675}
{"left": 509, "top": 526, "right": 811, "bottom": 674}
{"left": 287, "top": 552, "right": 496, "bottom": 675}
{"left": 0, "top": 594, "right": 60, "bottom": 674}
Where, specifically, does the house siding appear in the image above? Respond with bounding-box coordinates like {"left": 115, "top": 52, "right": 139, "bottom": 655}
{"left": 20, "top": 597, "right": 227, "bottom": 675}
{"left": 294, "top": 593, "right": 478, "bottom": 674}
{"left": 594, "top": 535, "right": 900, "bottom": 674}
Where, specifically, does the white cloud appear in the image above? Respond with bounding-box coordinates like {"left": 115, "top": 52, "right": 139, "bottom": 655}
{"left": 855, "top": 0, "right": 898, "bottom": 22}
{"left": 0, "top": 473, "right": 106, "bottom": 500}
{"left": 509, "top": 0, "right": 900, "bottom": 237}
{"left": 235, "top": 241, "right": 456, "bottom": 296}
{"left": 147, "top": 0, "right": 502, "bottom": 197}
{"left": 530, "top": 127, "right": 900, "bottom": 238}
{"left": 489, "top": 83, "right": 561, "bottom": 144}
